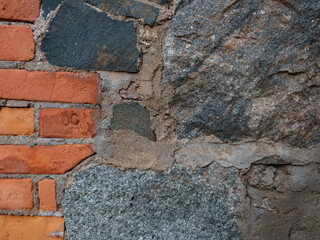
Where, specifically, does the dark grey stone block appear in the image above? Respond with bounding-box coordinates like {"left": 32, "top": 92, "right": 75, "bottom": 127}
{"left": 85, "top": 0, "right": 159, "bottom": 26}
{"left": 110, "top": 102, "right": 156, "bottom": 141}
{"left": 42, "top": 0, "right": 62, "bottom": 17}
{"left": 63, "top": 164, "right": 242, "bottom": 240}
{"left": 41, "top": 0, "right": 140, "bottom": 72}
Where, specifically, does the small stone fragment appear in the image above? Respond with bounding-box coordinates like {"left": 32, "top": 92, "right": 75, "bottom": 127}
{"left": 110, "top": 102, "right": 156, "bottom": 141}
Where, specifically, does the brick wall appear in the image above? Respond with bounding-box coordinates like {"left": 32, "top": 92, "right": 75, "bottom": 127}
{"left": 0, "top": 1, "right": 100, "bottom": 238}
{"left": 1, "top": 0, "right": 319, "bottom": 239}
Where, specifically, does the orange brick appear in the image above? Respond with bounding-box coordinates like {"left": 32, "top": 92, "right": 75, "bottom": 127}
{"left": 0, "top": 178, "right": 33, "bottom": 210}
{"left": 0, "top": 215, "right": 64, "bottom": 240}
{"left": 0, "top": 69, "right": 100, "bottom": 104}
{"left": 0, "top": 107, "right": 35, "bottom": 135}
{"left": 39, "top": 179, "right": 57, "bottom": 211}
{"left": 0, "top": 144, "right": 95, "bottom": 174}
{"left": 0, "top": 26, "right": 35, "bottom": 61}
{"left": 0, "top": 0, "right": 41, "bottom": 23}
{"left": 40, "top": 108, "right": 100, "bottom": 138}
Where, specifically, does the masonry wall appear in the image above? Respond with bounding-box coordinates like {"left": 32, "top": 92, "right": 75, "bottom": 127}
{"left": 0, "top": 0, "right": 319, "bottom": 239}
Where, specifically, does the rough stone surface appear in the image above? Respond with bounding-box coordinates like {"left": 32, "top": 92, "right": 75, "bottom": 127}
{"left": 41, "top": 0, "right": 140, "bottom": 72}
{"left": 176, "top": 142, "right": 320, "bottom": 169}
{"left": 148, "top": 0, "right": 171, "bottom": 5}
{"left": 239, "top": 164, "right": 320, "bottom": 240}
{"left": 110, "top": 102, "right": 156, "bottom": 141}
{"left": 63, "top": 164, "right": 242, "bottom": 240}
{"left": 85, "top": 0, "right": 159, "bottom": 26}
{"left": 164, "top": 0, "right": 320, "bottom": 147}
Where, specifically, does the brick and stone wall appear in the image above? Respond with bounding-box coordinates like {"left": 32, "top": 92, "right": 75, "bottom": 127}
{"left": 0, "top": 0, "right": 319, "bottom": 239}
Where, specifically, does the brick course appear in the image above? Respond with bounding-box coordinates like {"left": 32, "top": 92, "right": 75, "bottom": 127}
{"left": 0, "top": 69, "right": 100, "bottom": 104}
{"left": 40, "top": 108, "right": 100, "bottom": 138}
{"left": 0, "top": 144, "right": 95, "bottom": 174}
{"left": 0, "top": 178, "right": 33, "bottom": 210}
{"left": 0, "top": 26, "right": 35, "bottom": 61}
{"left": 0, "top": 0, "right": 41, "bottom": 22}
{"left": 0, "top": 215, "right": 64, "bottom": 240}
{"left": 0, "top": 107, "right": 35, "bottom": 135}
{"left": 39, "top": 179, "right": 57, "bottom": 212}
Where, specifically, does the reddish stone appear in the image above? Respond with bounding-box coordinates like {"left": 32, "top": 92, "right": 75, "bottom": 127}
{"left": 0, "top": 0, "right": 41, "bottom": 23}
{"left": 39, "top": 179, "right": 57, "bottom": 211}
{"left": 0, "top": 144, "right": 95, "bottom": 174}
{"left": 0, "top": 69, "right": 100, "bottom": 104}
{"left": 0, "top": 215, "right": 64, "bottom": 240}
{"left": 0, "top": 107, "right": 35, "bottom": 136}
{"left": 0, "top": 178, "right": 33, "bottom": 210}
{"left": 40, "top": 109, "right": 100, "bottom": 138}
{"left": 0, "top": 26, "right": 35, "bottom": 61}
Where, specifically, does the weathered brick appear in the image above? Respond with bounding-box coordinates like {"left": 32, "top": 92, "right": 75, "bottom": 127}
{"left": 0, "top": 144, "right": 95, "bottom": 174}
{"left": 0, "top": 178, "right": 33, "bottom": 210}
{"left": 0, "top": 215, "right": 64, "bottom": 240}
{"left": 40, "top": 108, "right": 100, "bottom": 138}
{"left": 0, "top": 107, "right": 35, "bottom": 136}
{"left": 0, "top": 0, "right": 41, "bottom": 22}
{"left": 0, "top": 26, "right": 35, "bottom": 61}
{"left": 39, "top": 179, "right": 57, "bottom": 211}
{"left": 0, "top": 69, "right": 100, "bottom": 104}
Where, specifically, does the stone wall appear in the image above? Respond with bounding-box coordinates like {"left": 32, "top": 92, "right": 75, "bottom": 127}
{"left": 0, "top": 0, "right": 319, "bottom": 239}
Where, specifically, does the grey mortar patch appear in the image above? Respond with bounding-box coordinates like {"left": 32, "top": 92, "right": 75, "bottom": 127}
{"left": 85, "top": 0, "right": 159, "bottom": 26}
{"left": 41, "top": 0, "right": 140, "bottom": 72}
{"left": 63, "top": 164, "right": 242, "bottom": 240}
{"left": 110, "top": 102, "right": 156, "bottom": 141}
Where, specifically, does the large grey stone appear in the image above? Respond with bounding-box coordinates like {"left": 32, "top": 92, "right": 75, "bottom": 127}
{"left": 41, "top": 0, "right": 140, "bottom": 72}
{"left": 164, "top": 0, "right": 320, "bottom": 147}
{"left": 63, "top": 164, "right": 242, "bottom": 240}
{"left": 85, "top": 0, "right": 159, "bottom": 26}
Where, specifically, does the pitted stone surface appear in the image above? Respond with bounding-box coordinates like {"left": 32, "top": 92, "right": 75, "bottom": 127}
{"left": 110, "top": 102, "right": 156, "bottom": 141}
{"left": 63, "top": 164, "right": 242, "bottom": 240}
{"left": 41, "top": 0, "right": 140, "bottom": 72}
{"left": 164, "top": 0, "right": 320, "bottom": 147}
{"left": 85, "top": 0, "right": 159, "bottom": 26}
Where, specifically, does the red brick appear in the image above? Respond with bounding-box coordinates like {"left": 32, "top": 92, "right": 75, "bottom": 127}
{"left": 0, "top": 0, "right": 41, "bottom": 23}
{"left": 0, "top": 69, "right": 100, "bottom": 104}
{"left": 0, "top": 144, "right": 95, "bottom": 174}
{"left": 39, "top": 179, "right": 57, "bottom": 211}
{"left": 0, "top": 107, "right": 35, "bottom": 135}
{"left": 40, "top": 108, "right": 100, "bottom": 138}
{"left": 0, "top": 215, "right": 64, "bottom": 240}
{"left": 0, "top": 26, "right": 35, "bottom": 61}
{"left": 0, "top": 178, "right": 33, "bottom": 210}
